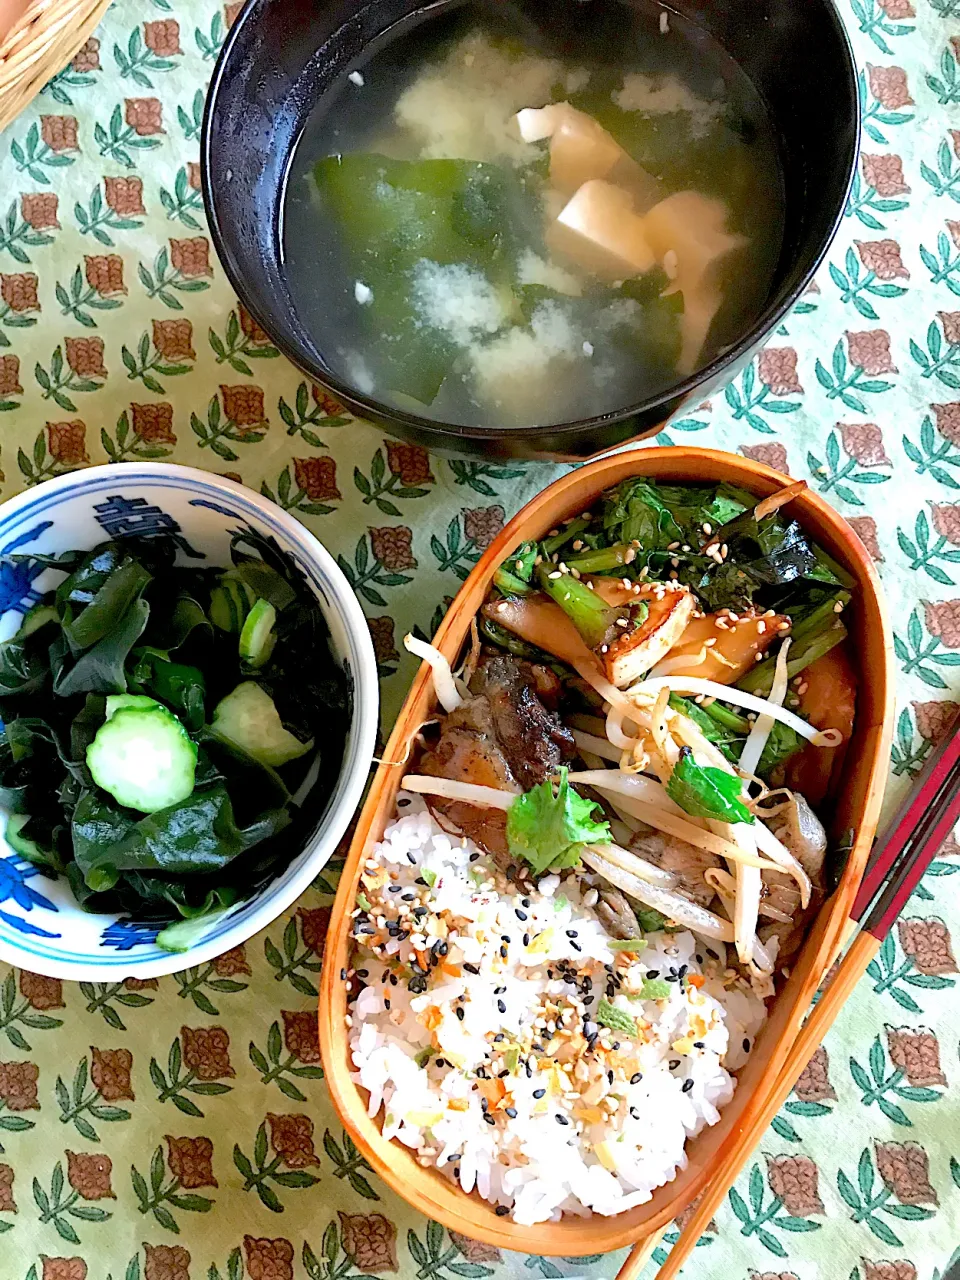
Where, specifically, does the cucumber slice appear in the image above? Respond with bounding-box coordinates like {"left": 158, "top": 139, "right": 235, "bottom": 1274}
{"left": 209, "top": 573, "right": 257, "bottom": 633}
{"left": 16, "top": 604, "right": 58, "bottom": 639}
{"left": 86, "top": 705, "right": 197, "bottom": 813}
{"left": 5, "top": 813, "right": 50, "bottom": 865}
{"left": 105, "top": 693, "right": 161, "bottom": 718}
{"left": 211, "top": 681, "right": 313, "bottom": 767}
{"left": 238, "top": 598, "right": 276, "bottom": 670}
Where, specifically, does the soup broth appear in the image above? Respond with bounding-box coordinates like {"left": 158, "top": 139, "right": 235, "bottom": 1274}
{"left": 283, "top": 1, "right": 785, "bottom": 428}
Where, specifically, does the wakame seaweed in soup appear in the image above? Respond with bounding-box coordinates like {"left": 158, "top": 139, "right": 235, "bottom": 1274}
{"left": 283, "top": 1, "right": 785, "bottom": 428}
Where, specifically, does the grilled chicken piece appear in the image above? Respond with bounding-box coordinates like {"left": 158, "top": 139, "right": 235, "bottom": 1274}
{"left": 758, "top": 794, "right": 828, "bottom": 960}
{"left": 595, "top": 885, "right": 642, "bottom": 939}
{"left": 418, "top": 654, "right": 574, "bottom": 857}
{"left": 588, "top": 579, "right": 696, "bottom": 687}
{"left": 470, "top": 654, "right": 574, "bottom": 790}
{"left": 629, "top": 827, "right": 720, "bottom": 908}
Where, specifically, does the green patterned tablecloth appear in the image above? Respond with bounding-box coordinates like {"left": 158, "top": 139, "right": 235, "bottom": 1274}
{"left": 0, "top": 0, "right": 959, "bottom": 1276}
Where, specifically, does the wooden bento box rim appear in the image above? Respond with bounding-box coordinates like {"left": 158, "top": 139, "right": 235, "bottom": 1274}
{"left": 319, "top": 445, "right": 895, "bottom": 1254}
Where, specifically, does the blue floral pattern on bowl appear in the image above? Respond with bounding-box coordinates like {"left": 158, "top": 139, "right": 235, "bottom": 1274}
{"left": 0, "top": 464, "right": 378, "bottom": 979}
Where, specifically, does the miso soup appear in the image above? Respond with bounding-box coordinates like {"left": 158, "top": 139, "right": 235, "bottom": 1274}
{"left": 282, "top": 1, "right": 785, "bottom": 428}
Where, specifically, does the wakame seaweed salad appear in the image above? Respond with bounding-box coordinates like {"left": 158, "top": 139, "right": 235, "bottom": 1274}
{"left": 0, "top": 529, "right": 349, "bottom": 950}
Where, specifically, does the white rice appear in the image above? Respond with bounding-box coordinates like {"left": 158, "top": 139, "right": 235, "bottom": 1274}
{"left": 347, "top": 797, "right": 765, "bottom": 1224}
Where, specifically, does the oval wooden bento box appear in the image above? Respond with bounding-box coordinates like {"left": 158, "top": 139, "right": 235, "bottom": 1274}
{"left": 319, "top": 446, "right": 895, "bottom": 1255}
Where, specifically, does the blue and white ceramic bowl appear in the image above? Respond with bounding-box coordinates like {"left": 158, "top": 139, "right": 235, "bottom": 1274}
{"left": 0, "top": 463, "right": 378, "bottom": 979}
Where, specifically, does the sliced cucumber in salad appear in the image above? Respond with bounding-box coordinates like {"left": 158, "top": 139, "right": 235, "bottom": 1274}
{"left": 209, "top": 573, "right": 257, "bottom": 633}
{"left": 210, "top": 681, "right": 313, "bottom": 767}
{"left": 239, "top": 598, "right": 276, "bottom": 669}
{"left": 87, "top": 701, "right": 198, "bottom": 813}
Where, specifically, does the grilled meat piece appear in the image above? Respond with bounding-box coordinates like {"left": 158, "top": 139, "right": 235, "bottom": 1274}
{"left": 595, "top": 885, "right": 641, "bottom": 939}
{"left": 758, "top": 794, "right": 828, "bottom": 960}
{"left": 629, "top": 828, "right": 720, "bottom": 909}
{"left": 469, "top": 654, "right": 575, "bottom": 790}
{"left": 418, "top": 654, "right": 574, "bottom": 857}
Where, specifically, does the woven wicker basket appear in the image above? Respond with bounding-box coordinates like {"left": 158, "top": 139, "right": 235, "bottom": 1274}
{"left": 0, "top": 0, "right": 110, "bottom": 135}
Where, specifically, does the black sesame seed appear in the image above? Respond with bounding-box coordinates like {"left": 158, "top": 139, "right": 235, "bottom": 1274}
{"left": 682, "top": 1078, "right": 694, "bottom": 1093}
{"left": 480, "top": 1097, "right": 488, "bottom": 1111}
{"left": 630, "top": 1107, "right": 640, "bottom": 1119}
{"left": 607, "top": 1070, "right": 614, "bottom": 1085}
{"left": 456, "top": 1007, "right": 465, "bottom": 1021}
{"left": 693, "top": 1041, "right": 704, "bottom": 1049}
{"left": 413, "top": 906, "right": 428, "bottom": 918}
{"left": 612, "top": 1041, "right": 620, "bottom": 1051}
{"left": 678, "top": 964, "right": 688, "bottom": 980}
{"left": 669, "top": 1059, "right": 680, "bottom": 1070}
{"left": 415, "top": 876, "right": 428, "bottom": 886}
{"left": 516, "top": 910, "right": 528, "bottom": 921}
{"left": 397, "top": 930, "right": 409, "bottom": 942}
{"left": 571, "top": 942, "right": 582, "bottom": 953}
{"left": 356, "top": 969, "right": 369, "bottom": 978}
{"left": 500, "top": 945, "right": 508, "bottom": 959}
{"left": 505, "top": 1107, "right": 517, "bottom": 1118}
{"left": 384, "top": 999, "right": 391, "bottom": 1010}
{"left": 533, "top": 1088, "right": 546, "bottom": 1099}
{"left": 401, "top": 892, "right": 416, "bottom": 901}
{"left": 646, "top": 970, "right": 659, "bottom": 980}
{"left": 523, "top": 934, "right": 530, "bottom": 946}
{"left": 476, "top": 1067, "right": 487, "bottom": 1078}
{"left": 494, "top": 1033, "right": 505, "bottom": 1042}
{"left": 555, "top": 1114, "right": 569, "bottom": 1125}
{"left": 381, "top": 972, "right": 389, "bottom": 983}
{"left": 340, "top": 968, "right": 347, "bottom": 981}
{"left": 495, "top": 1204, "right": 509, "bottom": 1216}
{"left": 435, "top": 1058, "right": 446, "bottom": 1068}
{"left": 525, "top": 1061, "right": 532, "bottom": 1078}
{"left": 438, "top": 942, "right": 448, "bottom": 956}
{"left": 464, "top": 963, "right": 480, "bottom": 975}
{"left": 390, "top": 974, "right": 398, "bottom": 986}
{"left": 696, "top": 954, "right": 704, "bottom": 964}
{"left": 501, "top": 935, "right": 511, "bottom": 943}
{"left": 497, "top": 1000, "right": 507, "bottom": 1014}
{"left": 566, "top": 929, "right": 578, "bottom": 938}
{"left": 469, "top": 852, "right": 480, "bottom": 862}
{"left": 494, "top": 986, "right": 506, "bottom": 995}
{"left": 388, "top": 885, "right": 401, "bottom": 893}
{"left": 407, "top": 852, "right": 417, "bottom": 864}
{"left": 484, "top": 1114, "right": 496, "bottom": 1126}
{"left": 630, "top": 1072, "right": 642, "bottom": 1084}
{"left": 522, "top": 898, "right": 531, "bottom": 907}
{"left": 743, "top": 1037, "right": 750, "bottom": 1052}
{"left": 498, "top": 1069, "right": 509, "bottom": 1079}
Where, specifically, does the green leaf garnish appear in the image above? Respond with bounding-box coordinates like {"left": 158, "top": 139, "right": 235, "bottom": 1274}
{"left": 666, "top": 747, "right": 754, "bottom": 825}
{"left": 639, "top": 977, "right": 672, "bottom": 1000}
{"left": 506, "top": 768, "right": 611, "bottom": 877}
{"left": 414, "top": 1046, "right": 436, "bottom": 1068}
{"left": 609, "top": 938, "right": 645, "bottom": 952}
{"left": 421, "top": 867, "right": 437, "bottom": 888}
{"left": 595, "top": 998, "right": 637, "bottom": 1037}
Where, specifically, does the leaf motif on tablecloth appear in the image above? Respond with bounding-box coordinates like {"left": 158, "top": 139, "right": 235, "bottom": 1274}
{"left": 233, "top": 1118, "right": 320, "bottom": 1211}
{"left": 248, "top": 1015, "right": 324, "bottom": 1102}
{"left": 56, "top": 1050, "right": 132, "bottom": 1141}
{"left": 849, "top": 1031, "right": 946, "bottom": 1126}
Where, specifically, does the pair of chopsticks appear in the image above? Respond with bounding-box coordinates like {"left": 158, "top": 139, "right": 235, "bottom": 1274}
{"left": 616, "top": 709, "right": 960, "bottom": 1280}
